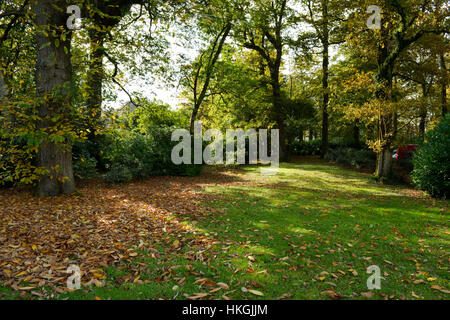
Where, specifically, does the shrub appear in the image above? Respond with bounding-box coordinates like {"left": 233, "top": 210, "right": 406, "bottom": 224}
{"left": 412, "top": 115, "right": 450, "bottom": 199}
{"left": 72, "top": 140, "right": 98, "bottom": 180}
{"left": 291, "top": 140, "right": 322, "bottom": 156}
{"left": 73, "top": 154, "right": 97, "bottom": 180}
{"left": 325, "top": 147, "right": 376, "bottom": 170}
{"left": 99, "top": 126, "right": 202, "bottom": 183}
{"left": 104, "top": 164, "right": 133, "bottom": 184}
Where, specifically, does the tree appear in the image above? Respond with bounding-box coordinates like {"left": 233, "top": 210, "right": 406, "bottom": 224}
{"left": 440, "top": 51, "right": 448, "bottom": 117}
{"left": 32, "top": 0, "right": 78, "bottom": 196}
{"left": 301, "top": 0, "right": 349, "bottom": 158}
{"left": 395, "top": 35, "right": 442, "bottom": 140}
{"left": 349, "top": 0, "right": 449, "bottom": 179}
{"left": 235, "top": 0, "right": 297, "bottom": 160}
{"left": 187, "top": 21, "right": 232, "bottom": 133}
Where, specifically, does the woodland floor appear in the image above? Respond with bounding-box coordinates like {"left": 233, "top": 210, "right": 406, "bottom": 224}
{"left": 0, "top": 159, "right": 448, "bottom": 300}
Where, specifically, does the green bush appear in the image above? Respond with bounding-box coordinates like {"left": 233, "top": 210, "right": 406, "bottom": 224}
{"left": 412, "top": 115, "right": 450, "bottom": 199}
{"left": 72, "top": 140, "right": 98, "bottom": 180}
{"left": 73, "top": 154, "right": 97, "bottom": 180}
{"left": 291, "top": 140, "right": 322, "bottom": 156}
{"left": 99, "top": 126, "right": 202, "bottom": 183}
{"left": 325, "top": 147, "right": 376, "bottom": 170}
{"left": 104, "top": 164, "right": 133, "bottom": 184}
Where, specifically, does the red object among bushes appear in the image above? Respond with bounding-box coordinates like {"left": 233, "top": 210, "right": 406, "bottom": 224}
{"left": 395, "top": 144, "right": 419, "bottom": 160}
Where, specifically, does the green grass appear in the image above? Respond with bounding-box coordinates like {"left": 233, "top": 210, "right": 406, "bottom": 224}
{"left": 1, "top": 161, "right": 448, "bottom": 300}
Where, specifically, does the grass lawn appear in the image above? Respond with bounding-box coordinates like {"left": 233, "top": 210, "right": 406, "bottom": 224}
{"left": 1, "top": 160, "right": 448, "bottom": 300}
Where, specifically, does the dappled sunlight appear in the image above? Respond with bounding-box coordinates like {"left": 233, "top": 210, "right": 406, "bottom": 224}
{"left": 243, "top": 164, "right": 402, "bottom": 198}
{"left": 288, "top": 226, "right": 315, "bottom": 234}
{"left": 0, "top": 170, "right": 243, "bottom": 293}
{"left": 0, "top": 162, "right": 448, "bottom": 299}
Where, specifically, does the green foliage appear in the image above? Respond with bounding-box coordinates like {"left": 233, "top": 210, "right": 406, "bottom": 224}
{"left": 412, "top": 115, "right": 450, "bottom": 199}
{"left": 99, "top": 126, "right": 202, "bottom": 183}
{"left": 0, "top": 100, "right": 45, "bottom": 186}
{"left": 291, "top": 140, "right": 322, "bottom": 156}
{"left": 123, "top": 98, "right": 189, "bottom": 132}
{"left": 73, "top": 141, "right": 98, "bottom": 180}
{"left": 325, "top": 147, "right": 376, "bottom": 170}
{"left": 104, "top": 164, "right": 134, "bottom": 184}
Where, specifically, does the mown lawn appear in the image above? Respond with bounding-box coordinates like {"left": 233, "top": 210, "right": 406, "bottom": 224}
{"left": 1, "top": 160, "right": 449, "bottom": 300}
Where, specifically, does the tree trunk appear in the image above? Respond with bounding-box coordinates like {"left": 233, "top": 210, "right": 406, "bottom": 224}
{"left": 0, "top": 69, "right": 7, "bottom": 100}
{"left": 85, "top": 28, "right": 106, "bottom": 168}
{"left": 190, "top": 106, "right": 200, "bottom": 134}
{"left": 320, "top": 0, "right": 329, "bottom": 159}
{"left": 0, "top": 69, "right": 7, "bottom": 125}
{"left": 375, "top": 148, "right": 392, "bottom": 179}
{"left": 441, "top": 53, "right": 448, "bottom": 116}
{"left": 34, "top": 0, "right": 75, "bottom": 197}
{"left": 419, "top": 84, "right": 428, "bottom": 141}
{"left": 189, "top": 22, "right": 231, "bottom": 134}
{"left": 270, "top": 71, "right": 287, "bottom": 161}
{"left": 374, "top": 20, "right": 396, "bottom": 180}
{"left": 353, "top": 123, "right": 360, "bottom": 147}
{"left": 87, "top": 29, "right": 105, "bottom": 133}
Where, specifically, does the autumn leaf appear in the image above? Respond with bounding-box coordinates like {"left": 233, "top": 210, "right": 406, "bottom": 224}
{"left": 360, "top": 291, "right": 374, "bottom": 298}
{"left": 18, "top": 286, "right": 36, "bottom": 291}
{"left": 277, "top": 293, "right": 292, "bottom": 300}
{"left": 320, "top": 290, "right": 343, "bottom": 300}
{"left": 431, "top": 285, "right": 450, "bottom": 294}
{"left": 248, "top": 289, "right": 264, "bottom": 296}
{"left": 217, "top": 282, "right": 229, "bottom": 290}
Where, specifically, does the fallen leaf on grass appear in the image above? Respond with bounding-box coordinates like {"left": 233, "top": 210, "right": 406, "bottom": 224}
{"left": 321, "top": 290, "right": 343, "bottom": 299}
{"left": 187, "top": 292, "right": 210, "bottom": 300}
{"left": 431, "top": 285, "right": 450, "bottom": 294}
{"left": 360, "top": 291, "right": 374, "bottom": 298}
{"left": 248, "top": 289, "right": 264, "bottom": 296}
{"left": 217, "top": 282, "right": 229, "bottom": 289}
{"left": 18, "top": 286, "right": 36, "bottom": 291}
{"left": 277, "top": 293, "right": 292, "bottom": 300}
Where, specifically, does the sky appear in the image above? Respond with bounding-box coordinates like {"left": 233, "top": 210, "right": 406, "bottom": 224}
{"left": 105, "top": 12, "right": 203, "bottom": 111}
{"left": 106, "top": 3, "right": 341, "bottom": 111}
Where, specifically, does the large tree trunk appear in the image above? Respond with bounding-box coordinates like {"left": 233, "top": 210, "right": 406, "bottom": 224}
{"left": 374, "top": 19, "right": 397, "bottom": 180}
{"left": 320, "top": 0, "right": 329, "bottom": 159}
{"left": 374, "top": 62, "right": 395, "bottom": 179}
{"left": 34, "top": 0, "right": 75, "bottom": 197}
{"left": 375, "top": 148, "right": 393, "bottom": 179}
{"left": 441, "top": 53, "right": 448, "bottom": 116}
